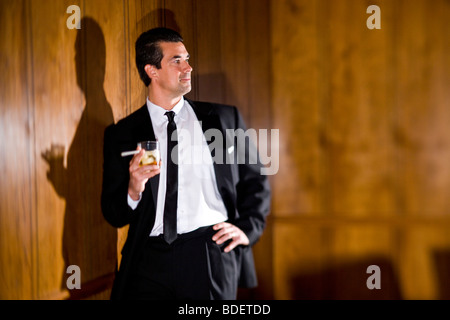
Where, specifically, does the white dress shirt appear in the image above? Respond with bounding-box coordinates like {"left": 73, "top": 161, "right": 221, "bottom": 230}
{"left": 128, "top": 97, "right": 228, "bottom": 236}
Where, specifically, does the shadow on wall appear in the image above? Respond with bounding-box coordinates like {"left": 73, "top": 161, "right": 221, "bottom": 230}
{"left": 291, "top": 257, "right": 403, "bottom": 299}
{"left": 137, "top": 7, "right": 181, "bottom": 33}
{"left": 433, "top": 249, "right": 450, "bottom": 300}
{"left": 41, "top": 17, "right": 117, "bottom": 299}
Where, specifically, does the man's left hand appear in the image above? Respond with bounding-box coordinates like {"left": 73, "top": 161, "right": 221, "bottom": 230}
{"left": 212, "top": 222, "right": 250, "bottom": 253}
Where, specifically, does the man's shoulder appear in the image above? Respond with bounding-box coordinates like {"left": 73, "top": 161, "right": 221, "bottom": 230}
{"left": 189, "top": 99, "right": 234, "bottom": 108}
{"left": 110, "top": 104, "right": 147, "bottom": 128}
{"left": 104, "top": 104, "right": 148, "bottom": 140}
{"left": 187, "top": 99, "right": 237, "bottom": 116}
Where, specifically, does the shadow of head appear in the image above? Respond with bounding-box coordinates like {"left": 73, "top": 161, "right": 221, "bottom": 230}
{"left": 75, "top": 17, "right": 106, "bottom": 92}
{"left": 136, "top": 8, "right": 181, "bottom": 34}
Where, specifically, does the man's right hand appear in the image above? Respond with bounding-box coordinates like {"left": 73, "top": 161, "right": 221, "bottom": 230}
{"left": 128, "top": 147, "right": 161, "bottom": 200}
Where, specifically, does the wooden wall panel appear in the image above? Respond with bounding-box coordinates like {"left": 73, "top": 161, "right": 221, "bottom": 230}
{"left": 218, "top": 0, "right": 250, "bottom": 118}
{"left": 31, "top": 0, "right": 83, "bottom": 299}
{"left": 78, "top": 0, "right": 128, "bottom": 296}
{"left": 245, "top": 0, "right": 272, "bottom": 131}
{"left": 325, "top": 0, "right": 397, "bottom": 217}
{"left": 0, "top": 0, "right": 161, "bottom": 300}
{"left": 0, "top": 0, "right": 36, "bottom": 300}
{"left": 271, "top": 0, "right": 398, "bottom": 217}
{"left": 0, "top": 0, "right": 272, "bottom": 299}
{"left": 395, "top": 0, "right": 450, "bottom": 216}
{"left": 271, "top": 0, "right": 450, "bottom": 300}
{"left": 189, "top": 0, "right": 223, "bottom": 103}
{"left": 271, "top": 0, "right": 323, "bottom": 215}
{"left": 29, "top": 0, "right": 126, "bottom": 299}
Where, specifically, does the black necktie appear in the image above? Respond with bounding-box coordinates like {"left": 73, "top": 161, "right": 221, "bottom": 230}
{"left": 163, "top": 111, "right": 178, "bottom": 244}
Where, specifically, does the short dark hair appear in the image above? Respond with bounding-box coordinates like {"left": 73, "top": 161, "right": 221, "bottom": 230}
{"left": 135, "top": 27, "right": 184, "bottom": 87}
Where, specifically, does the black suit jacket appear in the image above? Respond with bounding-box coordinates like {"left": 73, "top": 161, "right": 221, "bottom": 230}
{"left": 101, "top": 99, "right": 271, "bottom": 299}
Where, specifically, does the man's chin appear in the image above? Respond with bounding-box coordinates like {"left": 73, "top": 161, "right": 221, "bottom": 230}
{"left": 181, "top": 85, "right": 192, "bottom": 95}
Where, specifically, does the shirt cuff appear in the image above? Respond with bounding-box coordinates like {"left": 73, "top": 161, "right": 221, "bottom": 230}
{"left": 127, "top": 193, "right": 142, "bottom": 210}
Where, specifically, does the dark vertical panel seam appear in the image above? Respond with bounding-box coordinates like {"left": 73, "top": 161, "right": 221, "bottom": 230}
{"left": 316, "top": 0, "right": 332, "bottom": 217}
{"left": 315, "top": 0, "right": 328, "bottom": 296}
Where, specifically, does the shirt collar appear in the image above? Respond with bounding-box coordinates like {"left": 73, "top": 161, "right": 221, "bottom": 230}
{"left": 146, "top": 97, "right": 186, "bottom": 124}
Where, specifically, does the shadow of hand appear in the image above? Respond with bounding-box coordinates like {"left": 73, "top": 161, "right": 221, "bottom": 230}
{"left": 41, "top": 144, "right": 66, "bottom": 197}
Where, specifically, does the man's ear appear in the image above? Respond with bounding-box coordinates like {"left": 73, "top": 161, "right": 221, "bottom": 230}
{"left": 144, "top": 64, "right": 158, "bottom": 80}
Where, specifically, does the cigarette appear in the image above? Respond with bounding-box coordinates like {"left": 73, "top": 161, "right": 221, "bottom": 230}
{"left": 121, "top": 150, "right": 140, "bottom": 157}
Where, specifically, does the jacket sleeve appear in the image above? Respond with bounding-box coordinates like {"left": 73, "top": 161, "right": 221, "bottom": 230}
{"left": 101, "top": 124, "right": 135, "bottom": 228}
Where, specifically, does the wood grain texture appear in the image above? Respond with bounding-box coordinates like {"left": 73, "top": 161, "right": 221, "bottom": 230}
{"left": 3, "top": 0, "right": 449, "bottom": 301}
{"left": 271, "top": 0, "right": 450, "bottom": 299}
{"left": 0, "top": 0, "right": 272, "bottom": 299}
{"left": 0, "top": 0, "right": 36, "bottom": 300}
{"left": 395, "top": 0, "right": 450, "bottom": 216}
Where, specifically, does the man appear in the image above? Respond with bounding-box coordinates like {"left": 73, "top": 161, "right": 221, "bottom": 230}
{"left": 101, "top": 27, "right": 271, "bottom": 300}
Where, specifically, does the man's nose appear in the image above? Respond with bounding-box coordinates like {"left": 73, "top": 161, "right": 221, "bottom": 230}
{"left": 183, "top": 61, "right": 193, "bottom": 73}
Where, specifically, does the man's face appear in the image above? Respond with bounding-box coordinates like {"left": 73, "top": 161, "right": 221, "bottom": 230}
{"left": 151, "top": 41, "right": 192, "bottom": 98}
